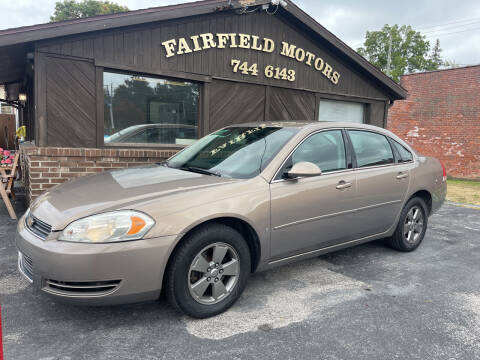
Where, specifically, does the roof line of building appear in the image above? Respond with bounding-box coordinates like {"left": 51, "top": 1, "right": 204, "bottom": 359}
{"left": 402, "top": 64, "right": 480, "bottom": 77}
{"left": 0, "top": 0, "right": 406, "bottom": 99}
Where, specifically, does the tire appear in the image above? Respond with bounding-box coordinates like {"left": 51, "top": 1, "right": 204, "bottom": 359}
{"left": 387, "top": 196, "right": 429, "bottom": 252}
{"left": 165, "top": 223, "right": 251, "bottom": 318}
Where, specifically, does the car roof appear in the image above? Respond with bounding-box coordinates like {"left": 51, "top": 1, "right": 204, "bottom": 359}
{"left": 226, "top": 121, "right": 387, "bottom": 132}
{"left": 226, "top": 121, "right": 416, "bottom": 156}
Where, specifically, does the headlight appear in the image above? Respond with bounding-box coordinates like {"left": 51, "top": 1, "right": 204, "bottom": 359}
{"left": 59, "top": 211, "right": 155, "bottom": 243}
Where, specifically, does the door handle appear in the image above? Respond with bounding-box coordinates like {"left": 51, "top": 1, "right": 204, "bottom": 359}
{"left": 336, "top": 181, "right": 352, "bottom": 190}
{"left": 396, "top": 172, "right": 409, "bottom": 179}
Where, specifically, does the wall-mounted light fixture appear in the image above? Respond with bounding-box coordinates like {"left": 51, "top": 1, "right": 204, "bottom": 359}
{"left": 270, "top": 0, "right": 287, "bottom": 7}
{"left": 18, "top": 93, "right": 27, "bottom": 102}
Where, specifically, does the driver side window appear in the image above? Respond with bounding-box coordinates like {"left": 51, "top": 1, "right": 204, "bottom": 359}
{"left": 283, "top": 130, "right": 347, "bottom": 177}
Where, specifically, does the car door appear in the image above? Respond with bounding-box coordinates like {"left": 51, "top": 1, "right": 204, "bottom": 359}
{"left": 269, "top": 129, "right": 357, "bottom": 260}
{"left": 346, "top": 129, "right": 410, "bottom": 238}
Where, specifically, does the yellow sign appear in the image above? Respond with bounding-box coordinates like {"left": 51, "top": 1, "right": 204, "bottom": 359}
{"left": 161, "top": 33, "right": 340, "bottom": 85}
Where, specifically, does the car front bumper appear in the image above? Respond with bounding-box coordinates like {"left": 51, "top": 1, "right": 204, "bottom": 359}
{"left": 15, "top": 217, "right": 178, "bottom": 305}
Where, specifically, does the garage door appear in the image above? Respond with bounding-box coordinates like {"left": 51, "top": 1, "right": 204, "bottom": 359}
{"left": 318, "top": 99, "right": 364, "bottom": 123}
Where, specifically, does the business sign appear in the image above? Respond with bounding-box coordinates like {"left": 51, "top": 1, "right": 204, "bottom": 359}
{"left": 161, "top": 33, "right": 340, "bottom": 85}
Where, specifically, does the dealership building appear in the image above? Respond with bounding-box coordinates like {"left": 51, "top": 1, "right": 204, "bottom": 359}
{"left": 0, "top": 0, "right": 406, "bottom": 202}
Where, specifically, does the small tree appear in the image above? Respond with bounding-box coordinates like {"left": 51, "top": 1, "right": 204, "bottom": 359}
{"left": 357, "top": 24, "right": 444, "bottom": 82}
{"left": 429, "top": 39, "right": 443, "bottom": 69}
{"left": 51, "top": 0, "right": 129, "bottom": 22}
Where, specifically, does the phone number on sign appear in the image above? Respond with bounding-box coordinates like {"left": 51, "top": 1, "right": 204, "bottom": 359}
{"left": 230, "top": 59, "right": 295, "bottom": 82}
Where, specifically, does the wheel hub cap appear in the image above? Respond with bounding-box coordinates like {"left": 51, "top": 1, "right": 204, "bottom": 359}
{"left": 209, "top": 268, "right": 219, "bottom": 277}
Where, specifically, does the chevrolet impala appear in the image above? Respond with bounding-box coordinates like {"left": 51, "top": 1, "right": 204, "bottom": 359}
{"left": 16, "top": 122, "right": 446, "bottom": 318}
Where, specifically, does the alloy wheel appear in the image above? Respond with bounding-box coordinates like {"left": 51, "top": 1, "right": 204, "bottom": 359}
{"left": 403, "top": 205, "right": 424, "bottom": 243}
{"left": 188, "top": 242, "right": 240, "bottom": 305}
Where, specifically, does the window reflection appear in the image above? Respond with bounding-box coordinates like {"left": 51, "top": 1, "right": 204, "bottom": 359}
{"left": 103, "top": 72, "right": 199, "bottom": 145}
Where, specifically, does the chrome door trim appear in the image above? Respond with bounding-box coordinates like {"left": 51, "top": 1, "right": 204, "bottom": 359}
{"left": 272, "top": 199, "right": 401, "bottom": 230}
{"left": 268, "top": 230, "right": 386, "bottom": 265}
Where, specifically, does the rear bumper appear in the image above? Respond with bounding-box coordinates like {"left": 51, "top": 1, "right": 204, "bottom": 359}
{"left": 15, "top": 216, "right": 177, "bottom": 305}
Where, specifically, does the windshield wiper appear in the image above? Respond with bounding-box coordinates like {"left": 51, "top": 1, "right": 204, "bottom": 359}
{"left": 180, "top": 166, "right": 222, "bottom": 177}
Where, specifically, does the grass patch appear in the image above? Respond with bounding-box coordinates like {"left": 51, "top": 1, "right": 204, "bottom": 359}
{"left": 447, "top": 179, "right": 480, "bottom": 205}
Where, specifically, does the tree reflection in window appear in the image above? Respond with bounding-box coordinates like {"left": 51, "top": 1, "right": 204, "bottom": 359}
{"left": 103, "top": 72, "right": 199, "bottom": 145}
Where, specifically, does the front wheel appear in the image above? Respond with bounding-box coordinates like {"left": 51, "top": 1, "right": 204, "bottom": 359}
{"left": 387, "top": 197, "right": 428, "bottom": 252}
{"left": 165, "top": 223, "right": 251, "bottom": 318}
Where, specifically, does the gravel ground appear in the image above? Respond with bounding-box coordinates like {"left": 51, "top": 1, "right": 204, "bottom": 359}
{"left": 1, "top": 198, "right": 479, "bottom": 360}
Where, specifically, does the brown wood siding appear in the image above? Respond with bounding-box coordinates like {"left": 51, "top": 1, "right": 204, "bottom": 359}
{"left": 33, "top": 10, "right": 392, "bottom": 147}
{"left": 209, "top": 79, "right": 265, "bottom": 131}
{"left": 45, "top": 56, "right": 97, "bottom": 147}
{"left": 36, "top": 11, "right": 388, "bottom": 101}
{"left": 268, "top": 87, "right": 315, "bottom": 121}
{"left": 368, "top": 101, "right": 386, "bottom": 127}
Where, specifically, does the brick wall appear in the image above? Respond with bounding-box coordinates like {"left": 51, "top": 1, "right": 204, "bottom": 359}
{"left": 387, "top": 65, "right": 480, "bottom": 179}
{"left": 20, "top": 146, "right": 178, "bottom": 203}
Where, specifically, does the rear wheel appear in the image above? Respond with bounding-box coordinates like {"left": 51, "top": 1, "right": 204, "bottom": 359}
{"left": 165, "top": 223, "right": 251, "bottom": 318}
{"left": 387, "top": 197, "right": 428, "bottom": 252}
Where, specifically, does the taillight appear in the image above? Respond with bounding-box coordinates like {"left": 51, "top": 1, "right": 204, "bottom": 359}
{"left": 441, "top": 162, "right": 447, "bottom": 182}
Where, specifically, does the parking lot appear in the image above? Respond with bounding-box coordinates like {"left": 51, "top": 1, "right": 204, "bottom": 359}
{"left": 1, "top": 198, "right": 479, "bottom": 360}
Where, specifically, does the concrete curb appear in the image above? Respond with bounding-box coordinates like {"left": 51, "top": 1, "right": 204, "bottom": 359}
{"left": 446, "top": 200, "right": 480, "bottom": 209}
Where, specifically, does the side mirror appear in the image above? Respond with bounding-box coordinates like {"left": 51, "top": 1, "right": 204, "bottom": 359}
{"left": 286, "top": 161, "right": 322, "bottom": 179}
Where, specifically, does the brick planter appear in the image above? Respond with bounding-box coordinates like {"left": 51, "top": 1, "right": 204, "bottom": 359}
{"left": 20, "top": 146, "right": 178, "bottom": 204}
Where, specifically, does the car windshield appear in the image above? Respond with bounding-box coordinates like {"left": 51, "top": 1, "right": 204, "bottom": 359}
{"left": 167, "top": 126, "right": 300, "bottom": 179}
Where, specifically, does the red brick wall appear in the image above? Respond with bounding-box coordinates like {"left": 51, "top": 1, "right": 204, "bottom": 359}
{"left": 387, "top": 66, "right": 480, "bottom": 179}
{"left": 20, "top": 146, "right": 178, "bottom": 203}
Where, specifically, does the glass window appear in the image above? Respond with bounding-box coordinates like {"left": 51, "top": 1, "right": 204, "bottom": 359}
{"left": 392, "top": 140, "right": 413, "bottom": 162}
{"left": 288, "top": 130, "right": 346, "bottom": 174}
{"left": 318, "top": 99, "right": 364, "bottom": 123}
{"left": 348, "top": 130, "right": 394, "bottom": 167}
{"left": 103, "top": 72, "right": 199, "bottom": 145}
{"left": 167, "top": 126, "right": 299, "bottom": 179}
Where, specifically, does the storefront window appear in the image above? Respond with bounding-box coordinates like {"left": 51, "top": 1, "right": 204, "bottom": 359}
{"left": 318, "top": 99, "right": 364, "bottom": 123}
{"left": 103, "top": 72, "right": 199, "bottom": 145}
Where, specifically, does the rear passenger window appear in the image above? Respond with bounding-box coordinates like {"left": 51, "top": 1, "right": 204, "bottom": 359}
{"left": 392, "top": 140, "right": 413, "bottom": 162}
{"left": 348, "top": 130, "right": 394, "bottom": 167}
{"left": 290, "top": 130, "right": 347, "bottom": 173}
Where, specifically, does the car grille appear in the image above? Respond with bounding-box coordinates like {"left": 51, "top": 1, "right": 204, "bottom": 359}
{"left": 26, "top": 213, "right": 52, "bottom": 239}
{"left": 18, "top": 251, "right": 34, "bottom": 282}
{"left": 43, "top": 279, "right": 122, "bottom": 296}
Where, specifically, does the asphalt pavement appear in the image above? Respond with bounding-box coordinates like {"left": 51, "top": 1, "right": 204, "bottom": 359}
{"left": 1, "top": 197, "right": 479, "bottom": 360}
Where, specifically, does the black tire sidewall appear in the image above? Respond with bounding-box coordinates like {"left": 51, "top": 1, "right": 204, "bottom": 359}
{"left": 394, "top": 197, "right": 429, "bottom": 251}
{"left": 168, "top": 224, "right": 251, "bottom": 318}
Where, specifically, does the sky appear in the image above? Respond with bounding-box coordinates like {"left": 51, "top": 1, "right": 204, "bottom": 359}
{"left": 1, "top": 0, "right": 480, "bottom": 66}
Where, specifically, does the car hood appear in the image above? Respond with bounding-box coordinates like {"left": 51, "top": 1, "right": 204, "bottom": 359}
{"left": 29, "top": 166, "right": 238, "bottom": 230}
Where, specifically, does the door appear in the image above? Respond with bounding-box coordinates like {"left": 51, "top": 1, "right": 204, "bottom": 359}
{"left": 269, "top": 129, "right": 357, "bottom": 260}
{"left": 346, "top": 130, "right": 410, "bottom": 238}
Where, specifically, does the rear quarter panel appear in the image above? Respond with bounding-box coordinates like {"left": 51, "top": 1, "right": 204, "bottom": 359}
{"left": 408, "top": 156, "right": 446, "bottom": 215}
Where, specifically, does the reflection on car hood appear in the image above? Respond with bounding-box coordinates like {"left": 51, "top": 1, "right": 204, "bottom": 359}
{"left": 30, "top": 166, "right": 237, "bottom": 230}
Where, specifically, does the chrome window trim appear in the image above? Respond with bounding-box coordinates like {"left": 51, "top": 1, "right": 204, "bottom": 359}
{"left": 345, "top": 127, "right": 417, "bottom": 162}
{"left": 270, "top": 127, "right": 349, "bottom": 184}
{"left": 271, "top": 168, "right": 354, "bottom": 184}
{"left": 270, "top": 127, "right": 416, "bottom": 184}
